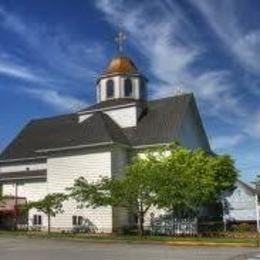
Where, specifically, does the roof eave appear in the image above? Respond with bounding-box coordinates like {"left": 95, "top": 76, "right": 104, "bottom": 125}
{"left": 96, "top": 72, "right": 148, "bottom": 83}
{"left": 35, "top": 141, "right": 130, "bottom": 154}
{"left": 78, "top": 101, "right": 139, "bottom": 115}
{"left": 0, "top": 156, "right": 47, "bottom": 164}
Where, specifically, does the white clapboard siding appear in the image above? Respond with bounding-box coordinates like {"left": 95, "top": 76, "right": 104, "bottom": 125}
{"left": 17, "top": 181, "right": 48, "bottom": 201}
{"left": 105, "top": 106, "right": 137, "bottom": 128}
{"left": 47, "top": 148, "right": 113, "bottom": 232}
{"left": 111, "top": 147, "right": 129, "bottom": 230}
{"left": 111, "top": 147, "right": 128, "bottom": 179}
{"left": 2, "top": 183, "right": 16, "bottom": 196}
{"left": 224, "top": 181, "right": 257, "bottom": 221}
{"left": 2, "top": 181, "right": 48, "bottom": 228}
{"left": 18, "top": 181, "right": 48, "bottom": 228}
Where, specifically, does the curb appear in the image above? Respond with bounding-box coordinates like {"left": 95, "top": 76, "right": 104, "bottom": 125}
{"left": 165, "top": 241, "right": 256, "bottom": 248}
{"left": 0, "top": 234, "right": 257, "bottom": 248}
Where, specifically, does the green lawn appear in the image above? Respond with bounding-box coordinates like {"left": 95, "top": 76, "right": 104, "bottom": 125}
{"left": 0, "top": 231, "right": 258, "bottom": 247}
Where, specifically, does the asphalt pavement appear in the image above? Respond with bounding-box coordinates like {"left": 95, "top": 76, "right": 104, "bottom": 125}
{"left": 0, "top": 238, "right": 259, "bottom": 260}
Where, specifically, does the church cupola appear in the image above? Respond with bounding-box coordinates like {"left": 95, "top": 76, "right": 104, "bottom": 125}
{"left": 96, "top": 32, "right": 147, "bottom": 103}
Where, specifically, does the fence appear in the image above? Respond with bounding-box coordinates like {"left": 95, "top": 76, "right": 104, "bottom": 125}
{"left": 149, "top": 215, "right": 198, "bottom": 235}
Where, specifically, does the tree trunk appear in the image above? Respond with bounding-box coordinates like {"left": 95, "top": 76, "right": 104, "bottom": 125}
{"left": 171, "top": 206, "right": 175, "bottom": 236}
{"left": 138, "top": 213, "right": 144, "bottom": 236}
{"left": 47, "top": 214, "right": 51, "bottom": 234}
{"left": 137, "top": 201, "right": 145, "bottom": 236}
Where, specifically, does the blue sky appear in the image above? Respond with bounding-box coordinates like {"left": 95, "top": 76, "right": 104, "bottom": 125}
{"left": 0, "top": 0, "right": 260, "bottom": 182}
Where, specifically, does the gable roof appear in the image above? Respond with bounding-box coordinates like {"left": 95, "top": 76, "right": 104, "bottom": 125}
{"left": 0, "top": 93, "right": 209, "bottom": 161}
{"left": 0, "top": 112, "right": 128, "bottom": 160}
{"left": 237, "top": 179, "right": 256, "bottom": 194}
{"left": 123, "top": 94, "right": 192, "bottom": 146}
{"left": 83, "top": 112, "right": 129, "bottom": 145}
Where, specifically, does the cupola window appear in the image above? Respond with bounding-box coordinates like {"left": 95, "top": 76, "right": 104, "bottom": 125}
{"left": 106, "top": 79, "right": 114, "bottom": 98}
{"left": 124, "top": 78, "right": 133, "bottom": 97}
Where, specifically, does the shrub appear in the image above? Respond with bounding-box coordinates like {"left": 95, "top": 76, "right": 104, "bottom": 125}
{"left": 231, "top": 223, "right": 252, "bottom": 232}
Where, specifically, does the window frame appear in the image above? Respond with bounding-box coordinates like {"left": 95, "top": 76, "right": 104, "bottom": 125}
{"left": 106, "top": 79, "right": 114, "bottom": 99}
{"left": 72, "top": 215, "right": 84, "bottom": 226}
{"left": 124, "top": 78, "right": 133, "bottom": 97}
{"left": 72, "top": 215, "right": 77, "bottom": 226}
{"left": 33, "top": 215, "right": 42, "bottom": 226}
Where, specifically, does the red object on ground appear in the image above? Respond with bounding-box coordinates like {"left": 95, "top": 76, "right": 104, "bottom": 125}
{"left": 0, "top": 197, "right": 26, "bottom": 216}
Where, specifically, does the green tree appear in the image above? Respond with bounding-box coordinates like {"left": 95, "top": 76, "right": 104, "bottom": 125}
{"left": 117, "top": 155, "right": 161, "bottom": 235}
{"left": 69, "top": 153, "right": 161, "bottom": 236}
{"left": 69, "top": 144, "right": 237, "bottom": 236}
{"left": 154, "top": 145, "right": 237, "bottom": 218}
{"left": 25, "top": 193, "right": 67, "bottom": 233}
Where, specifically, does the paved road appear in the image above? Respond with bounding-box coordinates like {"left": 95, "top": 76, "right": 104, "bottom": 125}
{"left": 0, "top": 238, "right": 259, "bottom": 260}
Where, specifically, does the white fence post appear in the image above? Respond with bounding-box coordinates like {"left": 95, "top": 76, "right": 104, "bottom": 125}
{"left": 256, "top": 194, "right": 260, "bottom": 233}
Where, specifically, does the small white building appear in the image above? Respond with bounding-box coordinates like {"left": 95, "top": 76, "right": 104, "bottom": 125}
{"left": 0, "top": 52, "right": 211, "bottom": 232}
{"left": 223, "top": 179, "right": 260, "bottom": 230}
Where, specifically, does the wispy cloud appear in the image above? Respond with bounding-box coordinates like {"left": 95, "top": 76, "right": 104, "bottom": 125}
{"left": 0, "top": 5, "right": 102, "bottom": 110}
{"left": 0, "top": 5, "right": 106, "bottom": 84}
{"left": 212, "top": 134, "right": 245, "bottom": 150}
{"left": 0, "top": 61, "right": 43, "bottom": 82}
{"left": 96, "top": 0, "right": 240, "bottom": 116}
{"left": 96, "top": 0, "right": 260, "bottom": 184}
{"left": 244, "top": 112, "right": 260, "bottom": 139}
{"left": 24, "top": 88, "right": 87, "bottom": 112}
{"left": 0, "top": 7, "right": 28, "bottom": 37}
{"left": 96, "top": 0, "right": 260, "bottom": 122}
{"left": 189, "top": 0, "right": 260, "bottom": 76}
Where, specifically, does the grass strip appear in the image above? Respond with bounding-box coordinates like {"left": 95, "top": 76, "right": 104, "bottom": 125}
{"left": 0, "top": 231, "right": 258, "bottom": 247}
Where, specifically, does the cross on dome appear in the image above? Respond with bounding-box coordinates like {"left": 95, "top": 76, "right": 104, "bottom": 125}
{"left": 114, "top": 31, "right": 127, "bottom": 53}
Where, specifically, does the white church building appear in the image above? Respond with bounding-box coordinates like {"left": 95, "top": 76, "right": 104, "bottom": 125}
{"left": 0, "top": 42, "right": 211, "bottom": 232}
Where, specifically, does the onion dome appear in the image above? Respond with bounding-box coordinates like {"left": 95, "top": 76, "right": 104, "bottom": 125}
{"left": 103, "top": 55, "right": 139, "bottom": 76}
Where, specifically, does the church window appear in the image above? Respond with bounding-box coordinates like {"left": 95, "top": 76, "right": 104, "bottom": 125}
{"left": 72, "top": 216, "right": 77, "bottom": 225}
{"left": 106, "top": 79, "right": 114, "bottom": 98}
{"left": 124, "top": 78, "right": 133, "bottom": 97}
{"left": 33, "top": 215, "right": 42, "bottom": 225}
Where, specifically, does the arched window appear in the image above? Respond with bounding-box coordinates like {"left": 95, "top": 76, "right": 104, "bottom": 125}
{"left": 106, "top": 79, "right": 114, "bottom": 98}
{"left": 124, "top": 78, "right": 133, "bottom": 97}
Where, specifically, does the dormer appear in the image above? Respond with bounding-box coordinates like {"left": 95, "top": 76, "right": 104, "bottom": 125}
{"left": 78, "top": 99, "right": 146, "bottom": 128}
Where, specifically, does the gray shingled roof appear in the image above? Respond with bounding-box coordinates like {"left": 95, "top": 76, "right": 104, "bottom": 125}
{"left": 236, "top": 179, "right": 256, "bottom": 194}
{"left": 123, "top": 94, "right": 191, "bottom": 146}
{"left": 0, "top": 111, "right": 129, "bottom": 160}
{"left": 0, "top": 93, "right": 200, "bottom": 160}
{"left": 79, "top": 98, "right": 142, "bottom": 112}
